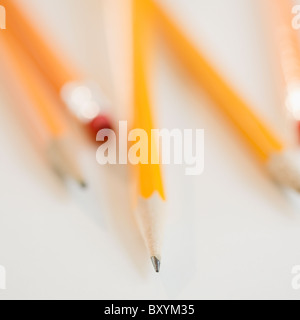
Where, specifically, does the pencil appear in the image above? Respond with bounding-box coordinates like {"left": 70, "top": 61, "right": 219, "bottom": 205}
{"left": 0, "top": 27, "right": 86, "bottom": 187}
{"left": 267, "top": 0, "right": 300, "bottom": 140}
{"left": 3, "top": 0, "right": 113, "bottom": 136}
{"left": 132, "top": 0, "right": 166, "bottom": 273}
{"left": 148, "top": 0, "right": 300, "bottom": 193}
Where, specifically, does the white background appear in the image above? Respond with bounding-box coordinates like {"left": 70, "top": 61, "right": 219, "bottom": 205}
{"left": 1, "top": 0, "right": 300, "bottom": 300}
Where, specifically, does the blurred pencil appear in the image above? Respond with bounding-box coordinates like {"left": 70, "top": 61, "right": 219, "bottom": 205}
{"left": 132, "top": 0, "right": 166, "bottom": 273}
{"left": 0, "top": 28, "right": 86, "bottom": 187}
{"left": 2, "top": 0, "right": 113, "bottom": 137}
{"left": 267, "top": 0, "right": 300, "bottom": 141}
{"left": 149, "top": 0, "right": 300, "bottom": 192}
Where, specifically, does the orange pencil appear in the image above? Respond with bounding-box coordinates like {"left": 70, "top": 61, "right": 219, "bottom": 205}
{"left": 3, "top": 0, "right": 112, "bottom": 137}
{"left": 267, "top": 0, "right": 300, "bottom": 141}
{"left": 148, "top": 0, "right": 300, "bottom": 192}
{"left": 0, "top": 28, "right": 85, "bottom": 186}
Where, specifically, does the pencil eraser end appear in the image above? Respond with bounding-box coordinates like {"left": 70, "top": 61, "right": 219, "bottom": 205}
{"left": 88, "top": 115, "right": 113, "bottom": 137}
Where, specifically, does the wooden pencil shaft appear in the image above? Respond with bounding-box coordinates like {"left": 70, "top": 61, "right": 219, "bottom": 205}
{"left": 3, "top": 0, "right": 113, "bottom": 132}
{"left": 133, "top": 0, "right": 165, "bottom": 200}
{"left": 0, "top": 30, "right": 86, "bottom": 184}
{"left": 2, "top": 0, "right": 80, "bottom": 91}
{"left": 132, "top": 0, "right": 166, "bottom": 268}
{"left": 266, "top": 0, "right": 300, "bottom": 123}
{"left": 0, "top": 29, "right": 68, "bottom": 143}
{"left": 149, "top": 0, "right": 284, "bottom": 162}
{"left": 269, "top": 0, "right": 300, "bottom": 88}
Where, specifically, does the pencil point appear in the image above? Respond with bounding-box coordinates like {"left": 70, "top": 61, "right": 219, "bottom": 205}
{"left": 151, "top": 256, "right": 161, "bottom": 273}
{"left": 79, "top": 181, "right": 87, "bottom": 189}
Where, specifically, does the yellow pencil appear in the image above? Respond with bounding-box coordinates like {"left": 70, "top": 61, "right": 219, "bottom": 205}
{"left": 149, "top": 0, "right": 300, "bottom": 192}
{"left": 132, "top": 0, "right": 166, "bottom": 272}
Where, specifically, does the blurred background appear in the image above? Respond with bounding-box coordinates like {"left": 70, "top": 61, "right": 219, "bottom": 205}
{"left": 1, "top": 0, "right": 300, "bottom": 300}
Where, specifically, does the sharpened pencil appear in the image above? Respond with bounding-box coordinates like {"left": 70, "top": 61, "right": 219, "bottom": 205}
{"left": 2, "top": 0, "right": 113, "bottom": 136}
{"left": 132, "top": 0, "right": 167, "bottom": 273}
{"left": 148, "top": 0, "right": 300, "bottom": 193}
{"left": 0, "top": 26, "right": 86, "bottom": 186}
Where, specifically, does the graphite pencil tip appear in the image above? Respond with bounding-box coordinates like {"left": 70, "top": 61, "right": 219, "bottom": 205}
{"left": 151, "top": 256, "right": 161, "bottom": 273}
{"left": 79, "top": 180, "right": 88, "bottom": 189}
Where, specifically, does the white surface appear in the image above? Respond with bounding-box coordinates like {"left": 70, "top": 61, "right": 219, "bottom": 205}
{"left": 1, "top": 0, "right": 300, "bottom": 300}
